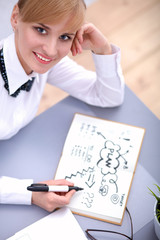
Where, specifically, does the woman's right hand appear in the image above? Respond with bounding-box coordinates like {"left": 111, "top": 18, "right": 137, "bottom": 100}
{"left": 31, "top": 179, "right": 75, "bottom": 212}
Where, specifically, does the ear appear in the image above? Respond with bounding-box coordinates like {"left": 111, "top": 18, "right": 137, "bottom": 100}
{"left": 10, "top": 4, "right": 20, "bottom": 30}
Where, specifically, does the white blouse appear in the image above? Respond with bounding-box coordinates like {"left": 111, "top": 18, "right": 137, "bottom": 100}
{"left": 0, "top": 33, "right": 124, "bottom": 205}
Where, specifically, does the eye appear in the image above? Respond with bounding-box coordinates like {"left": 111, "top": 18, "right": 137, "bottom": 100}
{"left": 35, "top": 27, "right": 47, "bottom": 35}
{"left": 59, "top": 34, "right": 71, "bottom": 41}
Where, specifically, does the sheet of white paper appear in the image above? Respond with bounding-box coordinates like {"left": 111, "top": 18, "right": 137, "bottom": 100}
{"left": 7, "top": 207, "right": 87, "bottom": 240}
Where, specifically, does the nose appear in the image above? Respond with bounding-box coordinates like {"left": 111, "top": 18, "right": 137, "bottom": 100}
{"left": 42, "top": 37, "right": 58, "bottom": 58}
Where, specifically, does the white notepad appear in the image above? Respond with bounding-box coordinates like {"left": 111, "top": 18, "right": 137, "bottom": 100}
{"left": 55, "top": 113, "right": 145, "bottom": 225}
{"left": 7, "top": 207, "right": 87, "bottom": 240}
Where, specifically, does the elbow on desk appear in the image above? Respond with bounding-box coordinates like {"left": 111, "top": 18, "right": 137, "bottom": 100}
{"left": 86, "top": 94, "right": 124, "bottom": 108}
{"left": 74, "top": 85, "right": 125, "bottom": 108}
{"left": 97, "top": 88, "right": 125, "bottom": 108}
{"left": 112, "top": 90, "right": 125, "bottom": 107}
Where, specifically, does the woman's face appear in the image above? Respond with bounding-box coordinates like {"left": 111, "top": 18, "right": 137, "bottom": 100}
{"left": 11, "top": 6, "right": 77, "bottom": 75}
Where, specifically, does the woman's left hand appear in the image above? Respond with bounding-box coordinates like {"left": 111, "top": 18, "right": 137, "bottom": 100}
{"left": 71, "top": 23, "right": 112, "bottom": 56}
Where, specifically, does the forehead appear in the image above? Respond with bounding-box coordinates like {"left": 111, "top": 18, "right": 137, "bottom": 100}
{"left": 38, "top": 16, "right": 78, "bottom": 34}
{"left": 42, "top": 12, "right": 84, "bottom": 33}
{"left": 38, "top": 15, "right": 83, "bottom": 33}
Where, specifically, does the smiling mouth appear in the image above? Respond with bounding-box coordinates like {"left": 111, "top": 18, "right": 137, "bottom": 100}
{"left": 34, "top": 52, "right": 52, "bottom": 63}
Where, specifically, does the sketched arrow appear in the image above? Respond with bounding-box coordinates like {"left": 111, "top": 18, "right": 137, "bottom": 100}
{"left": 85, "top": 173, "right": 95, "bottom": 188}
{"left": 97, "top": 132, "right": 106, "bottom": 139}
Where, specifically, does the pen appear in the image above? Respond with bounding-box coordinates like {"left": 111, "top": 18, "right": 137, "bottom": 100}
{"left": 27, "top": 184, "right": 84, "bottom": 192}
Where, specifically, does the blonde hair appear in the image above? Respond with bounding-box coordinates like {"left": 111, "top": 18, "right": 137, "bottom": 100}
{"left": 17, "top": 0, "right": 86, "bottom": 30}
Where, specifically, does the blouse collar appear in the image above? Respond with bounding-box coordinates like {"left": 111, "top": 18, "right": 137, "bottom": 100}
{"left": 3, "top": 34, "right": 38, "bottom": 95}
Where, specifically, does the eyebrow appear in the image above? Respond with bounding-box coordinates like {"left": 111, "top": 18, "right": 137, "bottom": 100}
{"left": 38, "top": 23, "right": 76, "bottom": 36}
{"left": 62, "top": 32, "right": 76, "bottom": 36}
{"left": 38, "top": 23, "right": 50, "bottom": 30}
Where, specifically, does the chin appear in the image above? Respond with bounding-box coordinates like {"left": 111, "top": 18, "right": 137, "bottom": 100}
{"left": 36, "top": 69, "right": 49, "bottom": 74}
{"left": 32, "top": 66, "right": 51, "bottom": 74}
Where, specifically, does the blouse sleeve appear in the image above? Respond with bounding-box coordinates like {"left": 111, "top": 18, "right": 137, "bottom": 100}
{"left": 0, "top": 176, "right": 33, "bottom": 205}
{"left": 47, "top": 44, "right": 124, "bottom": 107}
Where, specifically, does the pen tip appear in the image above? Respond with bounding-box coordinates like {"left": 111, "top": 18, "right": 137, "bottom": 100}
{"left": 69, "top": 186, "right": 84, "bottom": 191}
{"left": 76, "top": 187, "right": 84, "bottom": 191}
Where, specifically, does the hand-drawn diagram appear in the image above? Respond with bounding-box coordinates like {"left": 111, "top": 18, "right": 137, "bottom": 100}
{"left": 97, "top": 139, "right": 129, "bottom": 195}
{"left": 111, "top": 194, "right": 120, "bottom": 204}
{"left": 65, "top": 128, "right": 132, "bottom": 208}
{"left": 65, "top": 167, "right": 96, "bottom": 208}
{"left": 65, "top": 166, "right": 96, "bottom": 188}
{"left": 81, "top": 192, "right": 94, "bottom": 208}
{"left": 55, "top": 114, "right": 145, "bottom": 223}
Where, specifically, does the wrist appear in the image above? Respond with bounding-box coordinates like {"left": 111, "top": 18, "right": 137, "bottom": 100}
{"left": 92, "top": 43, "right": 112, "bottom": 55}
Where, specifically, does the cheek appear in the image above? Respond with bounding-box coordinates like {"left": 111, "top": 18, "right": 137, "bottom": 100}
{"left": 58, "top": 42, "right": 72, "bottom": 56}
{"left": 24, "top": 37, "right": 38, "bottom": 50}
{"left": 19, "top": 29, "right": 39, "bottom": 51}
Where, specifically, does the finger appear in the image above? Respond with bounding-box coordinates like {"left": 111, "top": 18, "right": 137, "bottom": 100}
{"left": 52, "top": 190, "right": 75, "bottom": 205}
{"left": 74, "top": 37, "right": 83, "bottom": 54}
{"left": 71, "top": 40, "right": 77, "bottom": 56}
{"left": 76, "top": 23, "right": 94, "bottom": 40}
{"left": 71, "top": 37, "right": 82, "bottom": 56}
{"left": 52, "top": 179, "right": 74, "bottom": 186}
{"left": 76, "top": 28, "right": 84, "bottom": 44}
{"left": 66, "top": 189, "right": 76, "bottom": 199}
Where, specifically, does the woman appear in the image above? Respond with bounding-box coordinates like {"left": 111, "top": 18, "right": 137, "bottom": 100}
{"left": 0, "top": 0, "right": 124, "bottom": 212}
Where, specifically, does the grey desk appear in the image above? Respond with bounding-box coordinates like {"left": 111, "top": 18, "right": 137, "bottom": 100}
{"left": 0, "top": 86, "right": 159, "bottom": 240}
